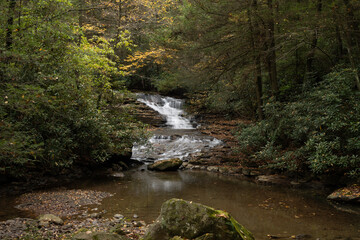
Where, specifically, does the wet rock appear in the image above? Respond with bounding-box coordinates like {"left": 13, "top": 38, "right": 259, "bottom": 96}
{"left": 110, "top": 224, "right": 127, "bottom": 235}
{"left": 143, "top": 198, "right": 254, "bottom": 240}
{"left": 327, "top": 184, "right": 360, "bottom": 203}
{"left": 193, "top": 165, "right": 201, "bottom": 170}
{"left": 114, "top": 214, "right": 124, "bottom": 220}
{"left": 39, "top": 214, "right": 64, "bottom": 226}
{"left": 89, "top": 212, "right": 102, "bottom": 218}
{"left": 249, "top": 170, "right": 261, "bottom": 176}
{"left": 290, "top": 180, "right": 308, "bottom": 188}
{"left": 133, "top": 220, "right": 146, "bottom": 227}
{"left": 219, "top": 167, "right": 229, "bottom": 174}
{"left": 230, "top": 167, "right": 242, "bottom": 174}
{"left": 114, "top": 219, "right": 124, "bottom": 224}
{"left": 39, "top": 221, "right": 50, "bottom": 228}
{"left": 242, "top": 169, "right": 251, "bottom": 176}
{"left": 180, "top": 162, "right": 189, "bottom": 169}
{"left": 148, "top": 159, "right": 183, "bottom": 171}
{"left": 186, "top": 164, "right": 195, "bottom": 170}
{"left": 207, "top": 166, "right": 219, "bottom": 172}
{"left": 130, "top": 99, "right": 167, "bottom": 127}
{"left": 256, "top": 175, "right": 290, "bottom": 186}
{"left": 111, "top": 172, "right": 125, "bottom": 178}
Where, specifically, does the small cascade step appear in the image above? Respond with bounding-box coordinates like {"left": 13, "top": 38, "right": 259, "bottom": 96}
{"left": 136, "top": 93, "right": 195, "bottom": 129}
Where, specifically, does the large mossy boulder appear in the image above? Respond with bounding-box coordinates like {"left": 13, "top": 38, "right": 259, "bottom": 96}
{"left": 147, "top": 159, "right": 183, "bottom": 171}
{"left": 142, "top": 198, "right": 254, "bottom": 240}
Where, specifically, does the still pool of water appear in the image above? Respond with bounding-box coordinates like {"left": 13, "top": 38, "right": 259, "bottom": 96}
{"left": 65, "top": 169, "right": 360, "bottom": 240}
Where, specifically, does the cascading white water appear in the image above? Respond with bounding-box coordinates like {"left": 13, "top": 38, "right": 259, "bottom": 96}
{"left": 137, "top": 94, "right": 194, "bottom": 129}
{"left": 131, "top": 134, "right": 222, "bottom": 161}
{"left": 132, "top": 93, "right": 221, "bottom": 162}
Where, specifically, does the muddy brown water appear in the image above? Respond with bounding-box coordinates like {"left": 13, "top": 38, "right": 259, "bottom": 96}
{"left": 3, "top": 169, "right": 357, "bottom": 240}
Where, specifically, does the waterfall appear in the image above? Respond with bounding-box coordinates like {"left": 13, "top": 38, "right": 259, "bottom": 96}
{"left": 137, "top": 93, "right": 194, "bottom": 129}
{"left": 132, "top": 93, "right": 221, "bottom": 162}
{"left": 131, "top": 134, "right": 222, "bottom": 161}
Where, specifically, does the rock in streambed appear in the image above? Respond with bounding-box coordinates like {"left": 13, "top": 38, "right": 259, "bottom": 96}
{"left": 147, "top": 159, "right": 183, "bottom": 171}
{"left": 327, "top": 184, "right": 360, "bottom": 203}
{"left": 143, "top": 198, "right": 254, "bottom": 240}
{"left": 39, "top": 214, "right": 63, "bottom": 227}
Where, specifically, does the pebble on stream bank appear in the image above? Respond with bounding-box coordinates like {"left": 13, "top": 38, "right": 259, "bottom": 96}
{"left": 0, "top": 189, "right": 148, "bottom": 239}
{"left": 16, "top": 189, "right": 113, "bottom": 217}
{"left": 0, "top": 215, "right": 148, "bottom": 240}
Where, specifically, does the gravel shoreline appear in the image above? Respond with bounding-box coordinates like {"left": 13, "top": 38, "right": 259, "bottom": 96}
{"left": 1, "top": 189, "right": 147, "bottom": 239}
{"left": 0, "top": 215, "right": 147, "bottom": 239}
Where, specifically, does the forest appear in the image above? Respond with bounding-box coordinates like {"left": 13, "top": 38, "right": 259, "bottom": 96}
{"left": 1, "top": 0, "right": 359, "bottom": 183}
{"left": 1, "top": 0, "right": 360, "bottom": 240}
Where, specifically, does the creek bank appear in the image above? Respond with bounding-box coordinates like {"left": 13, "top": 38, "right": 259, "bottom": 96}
{"left": 0, "top": 214, "right": 147, "bottom": 240}
{"left": 1, "top": 199, "right": 255, "bottom": 240}
{"left": 15, "top": 189, "right": 113, "bottom": 217}
{"left": 188, "top": 114, "right": 360, "bottom": 190}
{"left": 0, "top": 95, "right": 145, "bottom": 197}
{"left": 0, "top": 154, "right": 141, "bottom": 197}
{"left": 1, "top": 187, "right": 147, "bottom": 239}
{"left": 184, "top": 113, "right": 360, "bottom": 213}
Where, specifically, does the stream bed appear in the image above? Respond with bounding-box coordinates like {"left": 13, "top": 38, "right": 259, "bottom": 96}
{"left": 48, "top": 169, "right": 360, "bottom": 239}
{"left": 1, "top": 169, "right": 360, "bottom": 239}
{"left": 1, "top": 94, "right": 360, "bottom": 239}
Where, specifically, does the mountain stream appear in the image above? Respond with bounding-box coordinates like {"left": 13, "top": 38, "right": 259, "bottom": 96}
{"left": 1, "top": 94, "right": 359, "bottom": 240}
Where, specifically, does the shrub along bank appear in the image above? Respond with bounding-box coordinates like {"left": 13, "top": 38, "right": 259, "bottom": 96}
{"left": 0, "top": 0, "right": 146, "bottom": 182}
{"left": 236, "top": 69, "right": 360, "bottom": 183}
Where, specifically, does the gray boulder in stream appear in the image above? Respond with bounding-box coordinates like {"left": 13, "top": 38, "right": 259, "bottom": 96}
{"left": 142, "top": 198, "right": 254, "bottom": 240}
{"left": 147, "top": 159, "right": 183, "bottom": 171}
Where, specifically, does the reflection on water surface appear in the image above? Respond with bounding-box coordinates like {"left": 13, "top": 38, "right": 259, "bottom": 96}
{"left": 70, "top": 169, "right": 360, "bottom": 240}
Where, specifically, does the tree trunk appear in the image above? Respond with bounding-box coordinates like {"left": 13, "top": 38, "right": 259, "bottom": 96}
{"left": 295, "top": 43, "right": 301, "bottom": 85}
{"left": 265, "top": 0, "right": 278, "bottom": 98}
{"left": 342, "top": 0, "right": 360, "bottom": 90}
{"left": 343, "top": 0, "right": 360, "bottom": 49}
{"left": 305, "top": 29, "right": 318, "bottom": 77}
{"left": 344, "top": 32, "right": 360, "bottom": 90}
{"left": 78, "top": 0, "right": 85, "bottom": 37}
{"left": 248, "top": 0, "right": 263, "bottom": 120}
{"left": 335, "top": 25, "right": 344, "bottom": 59}
{"left": 303, "top": 0, "right": 322, "bottom": 89}
{"left": 117, "top": 0, "right": 122, "bottom": 35}
{"left": 6, "top": 0, "right": 17, "bottom": 50}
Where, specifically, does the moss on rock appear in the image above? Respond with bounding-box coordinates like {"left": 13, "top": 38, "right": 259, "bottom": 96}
{"left": 147, "top": 159, "right": 183, "bottom": 171}
{"left": 142, "top": 198, "right": 254, "bottom": 240}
